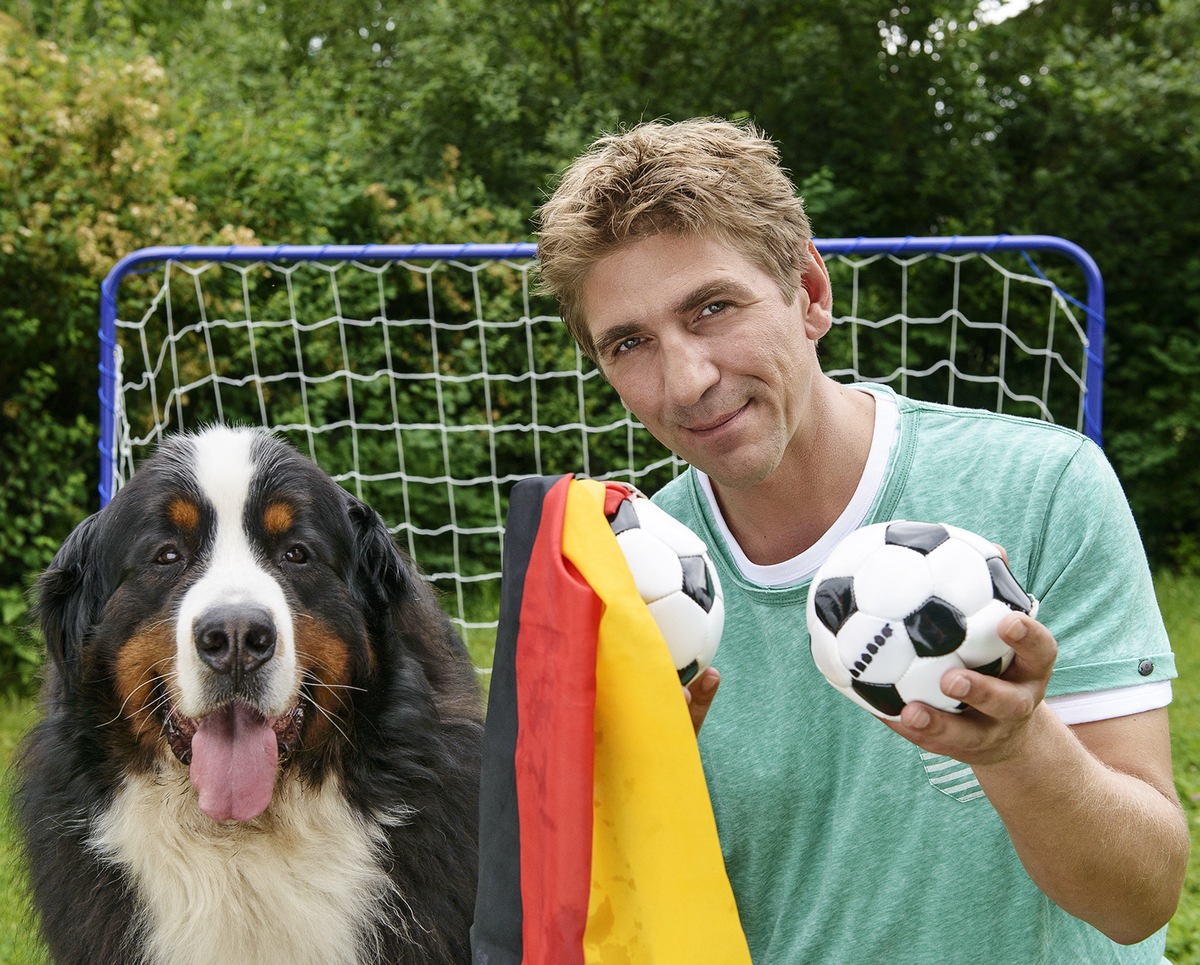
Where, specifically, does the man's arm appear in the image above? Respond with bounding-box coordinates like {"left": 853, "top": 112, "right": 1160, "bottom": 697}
{"left": 890, "top": 613, "right": 1189, "bottom": 945}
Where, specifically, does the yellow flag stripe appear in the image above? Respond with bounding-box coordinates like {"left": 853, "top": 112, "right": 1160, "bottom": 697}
{"left": 561, "top": 480, "right": 751, "bottom": 964}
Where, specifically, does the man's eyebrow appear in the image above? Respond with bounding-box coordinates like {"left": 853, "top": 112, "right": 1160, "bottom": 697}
{"left": 592, "top": 321, "right": 642, "bottom": 359}
{"left": 670, "top": 279, "right": 756, "bottom": 316}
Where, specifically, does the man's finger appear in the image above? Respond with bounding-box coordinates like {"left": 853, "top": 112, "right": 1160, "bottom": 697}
{"left": 685, "top": 666, "right": 721, "bottom": 735}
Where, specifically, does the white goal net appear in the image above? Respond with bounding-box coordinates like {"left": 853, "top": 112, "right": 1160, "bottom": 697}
{"left": 99, "top": 237, "right": 1104, "bottom": 670}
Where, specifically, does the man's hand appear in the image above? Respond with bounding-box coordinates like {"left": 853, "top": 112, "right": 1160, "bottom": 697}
{"left": 684, "top": 666, "right": 720, "bottom": 736}
{"left": 884, "top": 611, "right": 1056, "bottom": 765}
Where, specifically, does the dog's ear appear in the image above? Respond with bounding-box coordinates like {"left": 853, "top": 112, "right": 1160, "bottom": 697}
{"left": 35, "top": 512, "right": 106, "bottom": 695}
{"left": 341, "top": 488, "right": 410, "bottom": 610}
{"left": 340, "top": 488, "right": 480, "bottom": 708}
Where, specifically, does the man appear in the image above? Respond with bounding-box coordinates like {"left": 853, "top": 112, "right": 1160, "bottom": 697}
{"left": 534, "top": 117, "right": 1187, "bottom": 962}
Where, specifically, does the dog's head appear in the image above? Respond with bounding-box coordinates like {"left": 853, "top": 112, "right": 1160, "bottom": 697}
{"left": 37, "top": 426, "right": 472, "bottom": 822}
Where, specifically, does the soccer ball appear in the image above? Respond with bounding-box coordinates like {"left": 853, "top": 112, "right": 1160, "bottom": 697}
{"left": 806, "top": 520, "right": 1037, "bottom": 720}
{"left": 607, "top": 495, "right": 724, "bottom": 685}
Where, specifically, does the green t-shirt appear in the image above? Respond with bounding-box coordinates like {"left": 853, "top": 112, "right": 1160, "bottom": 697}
{"left": 652, "top": 389, "right": 1175, "bottom": 965}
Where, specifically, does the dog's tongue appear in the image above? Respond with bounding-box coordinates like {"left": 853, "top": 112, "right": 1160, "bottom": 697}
{"left": 190, "top": 703, "right": 279, "bottom": 822}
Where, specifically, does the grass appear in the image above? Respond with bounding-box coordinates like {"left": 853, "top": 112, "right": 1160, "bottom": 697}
{"left": 1, "top": 574, "right": 1198, "bottom": 961}
{"left": 0, "top": 696, "right": 49, "bottom": 965}
{"left": 1163, "top": 571, "right": 1200, "bottom": 963}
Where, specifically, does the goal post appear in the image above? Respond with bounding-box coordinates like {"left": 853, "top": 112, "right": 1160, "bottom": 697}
{"left": 815, "top": 234, "right": 1104, "bottom": 443}
{"left": 97, "top": 235, "right": 1105, "bottom": 664}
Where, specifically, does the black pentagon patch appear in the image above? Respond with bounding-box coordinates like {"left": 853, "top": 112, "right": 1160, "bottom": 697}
{"left": 606, "top": 498, "right": 641, "bottom": 536}
{"left": 812, "top": 577, "right": 857, "bottom": 635}
{"left": 973, "top": 655, "right": 1007, "bottom": 677}
{"left": 988, "top": 557, "right": 1032, "bottom": 612}
{"left": 680, "top": 556, "right": 715, "bottom": 612}
{"left": 884, "top": 521, "right": 950, "bottom": 555}
{"left": 904, "top": 597, "right": 967, "bottom": 657}
{"left": 851, "top": 680, "right": 907, "bottom": 717}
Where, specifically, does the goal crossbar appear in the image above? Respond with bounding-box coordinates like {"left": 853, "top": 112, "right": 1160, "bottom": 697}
{"left": 99, "top": 235, "right": 1105, "bottom": 505}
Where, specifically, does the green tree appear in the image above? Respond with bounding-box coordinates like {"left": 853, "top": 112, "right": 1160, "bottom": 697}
{"left": 961, "top": 0, "right": 1200, "bottom": 567}
{"left": 0, "top": 13, "right": 208, "bottom": 691}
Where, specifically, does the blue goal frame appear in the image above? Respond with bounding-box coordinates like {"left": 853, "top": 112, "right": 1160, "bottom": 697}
{"left": 97, "top": 234, "right": 1105, "bottom": 508}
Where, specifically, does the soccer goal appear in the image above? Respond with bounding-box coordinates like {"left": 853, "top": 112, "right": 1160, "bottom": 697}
{"left": 98, "top": 235, "right": 1105, "bottom": 664}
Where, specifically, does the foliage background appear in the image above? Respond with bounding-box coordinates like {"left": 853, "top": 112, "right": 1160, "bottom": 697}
{"left": 1, "top": 0, "right": 1198, "bottom": 694}
{"left": 1, "top": 1, "right": 1199, "bottom": 956}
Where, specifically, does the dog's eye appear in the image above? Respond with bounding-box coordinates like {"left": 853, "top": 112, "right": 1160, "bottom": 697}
{"left": 284, "top": 545, "right": 308, "bottom": 565}
{"left": 155, "top": 546, "right": 182, "bottom": 566}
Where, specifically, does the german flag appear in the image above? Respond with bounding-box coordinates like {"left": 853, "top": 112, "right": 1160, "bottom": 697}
{"left": 471, "top": 475, "right": 750, "bottom": 965}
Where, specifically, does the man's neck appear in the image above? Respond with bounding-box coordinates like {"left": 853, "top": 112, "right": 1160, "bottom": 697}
{"left": 709, "top": 381, "right": 877, "bottom": 566}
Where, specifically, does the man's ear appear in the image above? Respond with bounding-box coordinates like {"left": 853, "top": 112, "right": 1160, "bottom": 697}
{"left": 800, "top": 241, "right": 833, "bottom": 340}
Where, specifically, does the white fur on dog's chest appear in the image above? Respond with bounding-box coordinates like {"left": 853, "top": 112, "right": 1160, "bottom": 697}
{"left": 89, "top": 768, "right": 411, "bottom": 965}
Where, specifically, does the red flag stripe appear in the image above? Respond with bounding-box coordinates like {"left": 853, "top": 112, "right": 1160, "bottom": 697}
{"left": 514, "top": 475, "right": 596, "bottom": 965}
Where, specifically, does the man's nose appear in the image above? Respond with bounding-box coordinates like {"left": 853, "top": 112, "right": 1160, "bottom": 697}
{"left": 661, "top": 338, "right": 720, "bottom": 407}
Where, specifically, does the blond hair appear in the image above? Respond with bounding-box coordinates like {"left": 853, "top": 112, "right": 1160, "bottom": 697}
{"left": 534, "top": 117, "right": 813, "bottom": 362}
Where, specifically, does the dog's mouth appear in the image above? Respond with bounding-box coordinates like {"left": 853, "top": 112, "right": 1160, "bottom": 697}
{"left": 165, "top": 699, "right": 304, "bottom": 823}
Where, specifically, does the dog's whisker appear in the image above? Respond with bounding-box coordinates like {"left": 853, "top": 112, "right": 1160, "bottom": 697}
{"left": 304, "top": 679, "right": 368, "bottom": 698}
{"left": 99, "top": 664, "right": 171, "bottom": 729}
{"left": 307, "top": 682, "right": 367, "bottom": 693}
{"left": 301, "top": 693, "right": 353, "bottom": 745}
{"left": 294, "top": 645, "right": 351, "bottom": 677}
{"left": 303, "top": 679, "right": 367, "bottom": 718}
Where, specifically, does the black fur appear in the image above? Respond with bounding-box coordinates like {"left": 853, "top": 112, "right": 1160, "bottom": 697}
{"left": 14, "top": 429, "right": 484, "bottom": 964}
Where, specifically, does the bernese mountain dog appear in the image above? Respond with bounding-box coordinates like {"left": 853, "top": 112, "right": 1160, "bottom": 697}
{"left": 14, "top": 426, "right": 484, "bottom": 965}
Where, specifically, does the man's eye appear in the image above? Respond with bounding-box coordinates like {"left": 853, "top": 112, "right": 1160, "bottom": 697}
{"left": 615, "top": 336, "right": 644, "bottom": 354}
{"left": 699, "top": 301, "right": 727, "bottom": 318}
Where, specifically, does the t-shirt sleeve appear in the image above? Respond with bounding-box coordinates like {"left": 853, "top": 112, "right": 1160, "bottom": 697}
{"left": 1027, "top": 438, "right": 1175, "bottom": 698}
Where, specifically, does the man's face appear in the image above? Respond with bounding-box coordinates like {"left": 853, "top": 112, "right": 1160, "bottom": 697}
{"left": 580, "top": 232, "right": 830, "bottom": 492}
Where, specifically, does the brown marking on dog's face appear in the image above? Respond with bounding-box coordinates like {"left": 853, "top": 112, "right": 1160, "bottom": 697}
{"left": 294, "top": 616, "right": 355, "bottom": 745}
{"left": 114, "top": 626, "right": 177, "bottom": 756}
{"left": 263, "top": 501, "right": 294, "bottom": 536}
{"left": 168, "top": 498, "right": 201, "bottom": 533}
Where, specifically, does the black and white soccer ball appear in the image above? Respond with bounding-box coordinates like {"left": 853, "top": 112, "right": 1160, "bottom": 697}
{"left": 608, "top": 495, "right": 724, "bottom": 685}
{"left": 806, "top": 520, "right": 1037, "bottom": 720}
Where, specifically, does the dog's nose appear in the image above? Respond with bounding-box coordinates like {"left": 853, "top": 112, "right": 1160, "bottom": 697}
{"left": 194, "top": 603, "right": 277, "bottom": 678}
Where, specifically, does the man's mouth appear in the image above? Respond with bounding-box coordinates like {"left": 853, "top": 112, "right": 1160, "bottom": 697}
{"left": 683, "top": 403, "right": 747, "bottom": 434}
